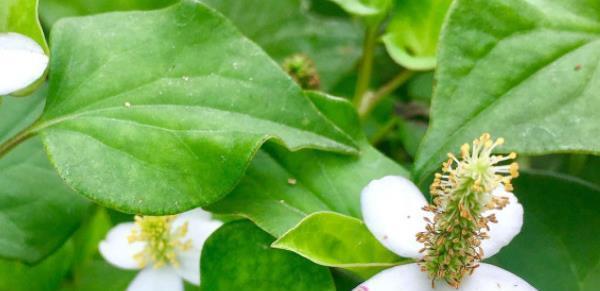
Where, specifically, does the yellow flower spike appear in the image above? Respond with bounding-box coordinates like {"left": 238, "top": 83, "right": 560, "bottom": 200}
{"left": 418, "top": 133, "right": 520, "bottom": 287}
{"left": 128, "top": 215, "right": 192, "bottom": 269}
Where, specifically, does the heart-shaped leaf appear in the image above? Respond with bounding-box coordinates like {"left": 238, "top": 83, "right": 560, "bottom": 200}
{"left": 487, "top": 171, "right": 600, "bottom": 291}
{"left": 415, "top": 0, "right": 600, "bottom": 182}
{"left": 0, "top": 92, "right": 91, "bottom": 263}
{"left": 32, "top": 0, "right": 357, "bottom": 214}
{"left": 200, "top": 221, "right": 336, "bottom": 291}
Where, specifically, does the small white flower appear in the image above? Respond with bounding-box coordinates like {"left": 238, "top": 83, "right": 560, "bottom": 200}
{"left": 354, "top": 176, "right": 536, "bottom": 291}
{"left": 0, "top": 32, "right": 48, "bottom": 95}
{"left": 99, "top": 208, "right": 222, "bottom": 291}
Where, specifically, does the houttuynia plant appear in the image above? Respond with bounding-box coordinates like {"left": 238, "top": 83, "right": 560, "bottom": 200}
{"left": 0, "top": 0, "right": 598, "bottom": 290}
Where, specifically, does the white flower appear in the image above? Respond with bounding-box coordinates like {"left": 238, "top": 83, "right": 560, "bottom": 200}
{"left": 0, "top": 32, "right": 48, "bottom": 95}
{"left": 99, "top": 208, "right": 222, "bottom": 291}
{"left": 354, "top": 176, "right": 536, "bottom": 291}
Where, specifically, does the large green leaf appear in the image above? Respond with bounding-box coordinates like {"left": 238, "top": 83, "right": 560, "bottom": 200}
{"left": 273, "top": 212, "right": 405, "bottom": 277}
{"left": 31, "top": 0, "right": 357, "bottom": 214}
{"left": 414, "top": 0, "right": 600, "bottom": 182}
{"left": 0, "top": 241, "right": 74, "bottom": 291}
{"left": 0, "top": 0, "right": 48, "bottom": 52}
{"left": 0, "top": 93, "right": 91, "bottom": 263}
{"left": 201, "top": 0, "right": 362, "bottom": 90}
{"left": 208, "top": 92, "right": 408, "bottom": 236}
{"left": 200, "top": 221, "right": 336, "bottom": 291}
{"left": 382, "top": 0, "right": 452, "bottom": 70}
{"left": 487, "top": 171, "right": 600, "bottom": 291}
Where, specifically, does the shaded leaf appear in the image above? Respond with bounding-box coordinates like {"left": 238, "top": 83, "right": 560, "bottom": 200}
{"left": 200, "top": 221, "right": 335, "bottom": 291}
{"left": 487, "top": 171, "right": 600, "bottom": 291}
{"left": 202, "top": 0, "right": 362, "bottom": 90}
{"left": 0, "top": 93, "right": 91, "bottom": 263}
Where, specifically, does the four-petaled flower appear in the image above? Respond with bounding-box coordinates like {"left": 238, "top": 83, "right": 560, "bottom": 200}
{"left": 99, "top": 208, "right": 222, "bottom": 291}
{"left": 354, "top": 176, "right": 536, "bottom": 290}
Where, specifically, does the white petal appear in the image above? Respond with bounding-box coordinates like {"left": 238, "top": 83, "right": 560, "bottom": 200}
{"left": 175, "top": 249, "right": 201, "bottom": 285}
{"left": 172, "top": 208, "right": 222, "bottom": 285}
{"left": 99, "top": 223, "right": 145, "bottom": 270}
{"left": 0, "top": 32, "right": 48, "bottom": 95}
{"left": 127, "top": 267, "right": 183, "bottom": 291}
{"left": 353, "top": 263, "right": 536, "bottom": 291}
{"left": 361, "top": 176, "right": 431, "bottom": 259}
{"left": 481, "top": 187, "right": 524, "bottom": 259}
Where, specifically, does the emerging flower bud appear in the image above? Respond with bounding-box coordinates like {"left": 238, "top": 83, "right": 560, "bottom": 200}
{"left": 282, "top": 53, "right": 320, "bottom": 90}
{"left": 418, "top": 133, "right": 519, "bottom": 287}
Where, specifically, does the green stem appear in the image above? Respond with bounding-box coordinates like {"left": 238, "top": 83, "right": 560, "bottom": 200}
{"left": 353, "top": 26, "right": 378, "bottom": 107}
{"left": 369, "top": 118, "right": 398, "bottom": 146}
{"left": 0, "top": 122, "right": 38, "bottom": 159}
{"left": 358, "top": 70, "right": 414, "bottom": 118}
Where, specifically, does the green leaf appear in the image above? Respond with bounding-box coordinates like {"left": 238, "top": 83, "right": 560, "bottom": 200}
{"left": 382, "top": 0, "right": 452, "bottom": 70}
{"left": 60, "top": 260, "right": 136, "bottom": 291}
{"left": 0, "top": 93, "right": 91, "bottom": 263}
{"left": 200, "top": 221, "right": 336, "bottom": 291}
{"left": 201, "top": 0, "right": 362, "bottom": 90}
{"left": 0, "top": 0, "right": 48, "bottom": 52}
{"left": 39, "top": 0, "right": 177, "bottom": 28}
{"left": 34, "top": 0, "right": 357, "bottom": 214}
{"left": 0, "top": 240, "right": 74, "bottom": 291}
{"left": 415, "top": 0, "right": 600, "bottom": 182}
{"left": 208, "top": 92, "right": 408, "bottom": 236}
{"left": 486, "top": 171, "right": 600, "bottom": 291}
{"left": 273, "top": 212, "right": 405, "bottom": 277}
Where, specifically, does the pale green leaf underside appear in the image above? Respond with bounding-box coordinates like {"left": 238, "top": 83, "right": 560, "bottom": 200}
{"left": 487, "top": 171, "right": 600, "bottom": 291}
{"left": 382, "top": 0, "right": 451, "bottom": 70}
{"left": 37, "top": 0, "right": 357, "bottom": 214}
{"left": 273, "top": 212, "right": 406, "bottom": 278}
{"left": 415, "top": 0, "right": 600, "bottom": 181}
{"left": 201, "top": 221, "right": 336, "bottom": 291}
{"left": 0, "top": 93, "right": 90, "bottom": 264}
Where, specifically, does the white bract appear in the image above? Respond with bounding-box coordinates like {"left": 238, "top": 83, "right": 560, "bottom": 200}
{"left": 99, "top": 208, "right": 222, "bottom": 291}
{"left": 0, "top": 32, "right": 48, "bottom": 95}
{"left": 355, "top": 176, "right": 536, "bottom": 291}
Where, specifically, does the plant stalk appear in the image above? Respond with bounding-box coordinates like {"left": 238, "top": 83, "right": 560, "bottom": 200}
{"left": 0, "top": 123, "right": 38, "bottom": 159}
{"left": 358, "top": 70, "right": 415, "bottom": 118}
{"left": 353, "top": 26, "right": 378, "bottom": 107}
